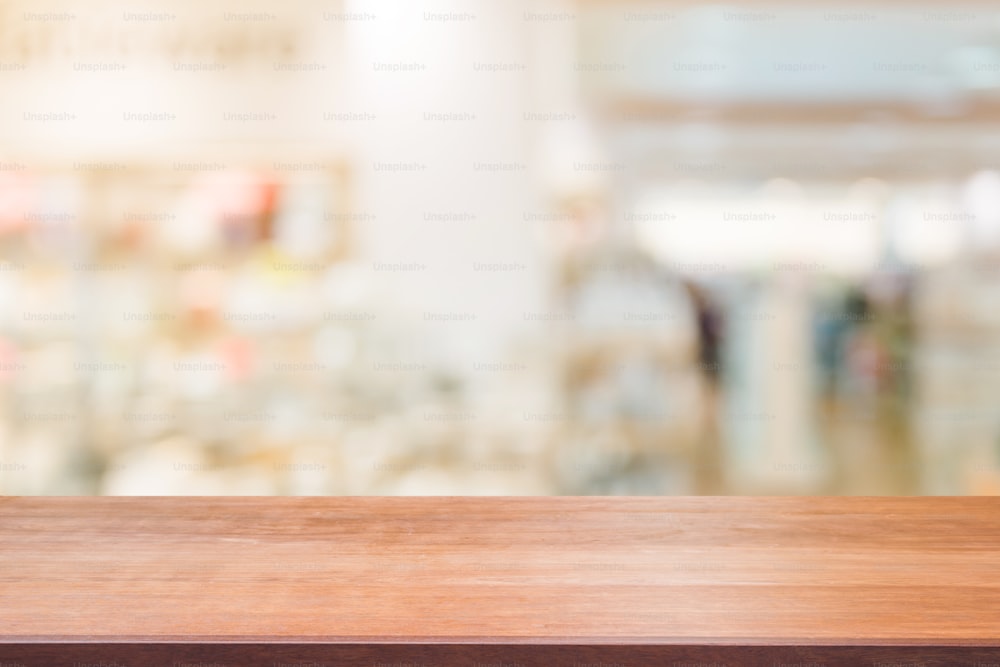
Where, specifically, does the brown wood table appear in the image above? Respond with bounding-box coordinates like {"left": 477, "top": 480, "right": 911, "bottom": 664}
{"left": 2, "top": 496, "right": 999, "bottom": 666}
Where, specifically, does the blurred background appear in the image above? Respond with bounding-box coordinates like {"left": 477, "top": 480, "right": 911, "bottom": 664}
{"left": 2, "top": 0, "right": 1000, "bottom": 494}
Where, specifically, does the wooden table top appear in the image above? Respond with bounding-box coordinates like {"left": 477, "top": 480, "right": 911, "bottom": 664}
{"left": 2, "top": 496, "right": 999, "bottom": 666}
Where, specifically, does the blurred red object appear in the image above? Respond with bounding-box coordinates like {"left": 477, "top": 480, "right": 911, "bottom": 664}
{"left": 220, "top": 336, "right": 255, "bottom": 383}
{"left": 0, "top": 338, "right": 21, "bottom": 382}
{"left": 0, "top": 172, "right": 36, "bottom": 237}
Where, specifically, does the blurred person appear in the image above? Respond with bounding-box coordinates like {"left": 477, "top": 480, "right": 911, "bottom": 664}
{"left": 842, "top": 286, "right": 882, "bottom": 403}
{"left": 683, "top": 280, "right": 726, "bottom": 493}
{"left": 685, "top": 281, "right": 724, "bottom": 386}
{"left": 824, "top": 281, "right": 918, "bottom": 493}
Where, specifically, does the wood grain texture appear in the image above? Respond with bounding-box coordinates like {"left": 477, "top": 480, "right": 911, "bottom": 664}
{"left": 2, "top": 496, "right": 1000, "bottom": 666}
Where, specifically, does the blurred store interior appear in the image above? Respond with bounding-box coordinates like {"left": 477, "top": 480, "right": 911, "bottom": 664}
{"left": 2, "top": 0, "right": 1000, "bottom": 494}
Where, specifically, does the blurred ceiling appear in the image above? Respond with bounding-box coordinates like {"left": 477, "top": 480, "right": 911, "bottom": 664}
{"left": 577, "top": 3, "right": 1000, "bottom": 124}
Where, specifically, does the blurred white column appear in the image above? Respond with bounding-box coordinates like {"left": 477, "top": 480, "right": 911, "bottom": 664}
{"left": 726, "top": 275, "right": 828, "bottom": 492}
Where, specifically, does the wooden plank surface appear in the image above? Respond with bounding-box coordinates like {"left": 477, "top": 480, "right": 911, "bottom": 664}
{"left": 2, "top": 496, "right": 1000, "bottom": 666}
